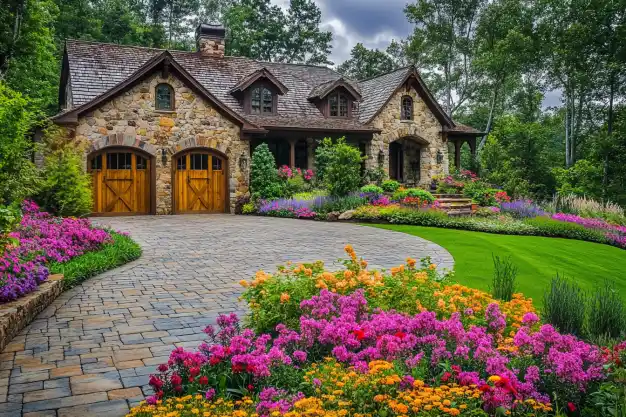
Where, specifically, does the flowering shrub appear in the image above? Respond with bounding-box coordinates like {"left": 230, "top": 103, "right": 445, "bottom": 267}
{"left": 552, "top": 213, "right": 626, "bottom": 248}
{"left": 131, "top": 246, "right": 626, "bottom": 417}
{"left": 1, "top": 201, "right": 111, "bottom": 302}
{"left": 501, "top": 200, "right": 546, "bottom": 219}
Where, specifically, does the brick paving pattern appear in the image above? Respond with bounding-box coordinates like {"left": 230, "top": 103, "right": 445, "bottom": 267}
{"left": 0, "top": 215, "right": 453, "bottom": 416}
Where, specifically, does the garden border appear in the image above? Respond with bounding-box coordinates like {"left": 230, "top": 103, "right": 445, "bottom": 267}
{"left": 0, "top": 274, "right": 64, "bottom": 352}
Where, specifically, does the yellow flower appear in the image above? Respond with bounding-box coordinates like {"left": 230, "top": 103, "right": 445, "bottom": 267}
{"left": 239, "top": 279, "right": 249, "bottom": 287}
{"left": 488, "top": 375, "right": 501, "bottom": 383}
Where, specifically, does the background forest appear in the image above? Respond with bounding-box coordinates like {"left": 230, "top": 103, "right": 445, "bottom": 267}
{"left": 1, "top": 0, "right": 625, "bottom": 206}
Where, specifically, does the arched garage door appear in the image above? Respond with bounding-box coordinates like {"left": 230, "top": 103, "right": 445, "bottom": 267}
{"left": 88, "top": 149, "right": 152, "bottom": 215}
{"left": 173, "top": 150, "right": 227, "bottom": 213}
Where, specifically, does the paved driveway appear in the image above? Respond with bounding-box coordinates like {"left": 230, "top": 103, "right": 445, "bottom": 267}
{"left": 0, "top": 215, "right": 453, "bottom": 417}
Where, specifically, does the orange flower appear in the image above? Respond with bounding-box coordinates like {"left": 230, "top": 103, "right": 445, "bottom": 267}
{"left": 280, "top": 292, "right": 290, "bottom": 303}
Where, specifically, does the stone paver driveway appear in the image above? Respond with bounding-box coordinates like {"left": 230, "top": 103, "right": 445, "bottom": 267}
{"left": 0, "top": 215, "right": 453, "bottom": 417}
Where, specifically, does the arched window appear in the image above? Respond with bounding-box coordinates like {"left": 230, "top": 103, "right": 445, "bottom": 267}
{"left": 401, "top": 96, "right": 413, "bottom": 120}
{"left": 329, "top": 92, "right": 349, "bottom": 117}
{"left": 155, "top": 83, "right": 174, "bottom": 111}
{"left": 251, "top": 86, "right": 275, "bottom": 114}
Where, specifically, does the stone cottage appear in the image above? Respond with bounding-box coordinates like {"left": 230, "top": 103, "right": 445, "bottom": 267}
{"left": 52, "top": 24, "right": 481, "bottom": 215}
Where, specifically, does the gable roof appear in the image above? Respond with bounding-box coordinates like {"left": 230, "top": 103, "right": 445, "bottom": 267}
{"left": 54, "top": 50, "right": 263, "bottom": 132}
{"left": 308, "top": 78, "right": 362, "bottom": 101}
{"left": 59, "top": 40, "right": 378, "bottom": 133}
{"left": 57, "top": 40, "right": 480, "bottom": 135}
{"left": 229, "top": 68, "right": 289, "bottom": 95}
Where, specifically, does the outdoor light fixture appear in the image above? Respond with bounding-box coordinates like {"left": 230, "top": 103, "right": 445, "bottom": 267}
{"left": 161, "top": 148, "right": 168, "bottom": 165}
{"left": 377, "top": 149, "right": 385, "bottom": 166}
{"left": 436, "top": 149, "right": 444, "bottom": 164}
{"left": 239, "top": 153, "right": 248, "bottom": 171}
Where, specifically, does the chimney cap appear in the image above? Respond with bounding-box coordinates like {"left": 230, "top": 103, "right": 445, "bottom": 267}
{"left": 196, "top": 23, "right": 225, "bottom": 39}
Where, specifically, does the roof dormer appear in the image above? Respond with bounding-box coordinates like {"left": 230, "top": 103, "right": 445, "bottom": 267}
{"left": 308, "top": 78, "right": 362, "bottom": 118}
{"left": 230, "top": 68, "right": 288, "bottom": 115}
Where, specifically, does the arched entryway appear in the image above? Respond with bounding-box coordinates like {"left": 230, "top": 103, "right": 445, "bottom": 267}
{"left": 172, "top": 148, "right": 228, "bottom": 213}
{"left": 88, "top": 147, "right": 155, "bottom": 215}
{"left": 389, "top": 136, "right": 428, "bottom": 186}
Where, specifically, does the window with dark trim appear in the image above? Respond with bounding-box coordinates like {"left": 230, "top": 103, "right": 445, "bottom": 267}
{"left": 401, "top": 96, "right": 413, "bottom": 120}
{"left": 155, "top": 83, "right": 174, "bottom": 111}
{"left": 328, "top": 92, "right": 350, "bottom": 117}
{"left": 250, "top": 86, "right": 275, "bottom": 114}
{"left": 190, "top": 154, "right": 209, "bottom": 170}
{"left": 106, "top": 153, "right": 132, "bottom": 170}
{"left": 90, "top": 154, "right": 102, "bottom": 170}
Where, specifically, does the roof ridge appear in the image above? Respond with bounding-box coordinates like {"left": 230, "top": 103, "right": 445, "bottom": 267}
{"left": 357, "top": 66, "right": 412, "bottom": 83}
{"left": 64, "top": 39, "right": 337, "bottom": 72}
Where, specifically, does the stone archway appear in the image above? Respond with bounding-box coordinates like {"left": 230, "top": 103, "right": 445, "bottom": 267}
{"left": 389, "top": 135, "right": 429, "bottom": 186}
{"left": 88, "top": 133, "right": 158, "bottom": 156}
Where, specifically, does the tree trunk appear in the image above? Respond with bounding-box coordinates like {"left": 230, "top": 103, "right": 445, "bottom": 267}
{"left": 478, "top": 83, "right": 499, "bottom": 152}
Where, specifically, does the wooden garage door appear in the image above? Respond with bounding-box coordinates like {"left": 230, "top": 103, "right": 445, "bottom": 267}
{"left": 89, "top": 151, "right": 151, "bottom": 215}
{"left": 174, "top": 152, "right": 225, "bottom": 213}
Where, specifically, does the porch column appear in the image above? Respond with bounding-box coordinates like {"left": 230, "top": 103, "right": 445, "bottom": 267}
{"left": 288, "top": 139, "right": 296, "bottom": 168}
{"left": 454, "top": 140, "right": 462, "bottom": 169}
{"left": 468, "top": 138, "right": 477, "bottom": 158}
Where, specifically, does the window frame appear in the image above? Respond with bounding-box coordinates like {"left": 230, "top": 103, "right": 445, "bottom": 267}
{"left": 327, "top": 91, "right": 352, "bottom": 118}
{"left": 245, "top": 83, "right": 277, "bottom": 115}
{"left": 155, "top": 83, "right": 175, "bottom": 111}
{"left": 401, "top": 95, "right": 414, "bottom": 121}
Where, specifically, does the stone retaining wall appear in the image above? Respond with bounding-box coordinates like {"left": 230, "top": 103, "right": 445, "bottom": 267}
{"left": 0, "top": 274, "right": 64, "bottom": 353}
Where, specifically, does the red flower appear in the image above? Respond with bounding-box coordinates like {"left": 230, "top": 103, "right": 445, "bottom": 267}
{"left": 170, "top": 373, "right": 182, "bottom": 386}
{"left": 174, "top": 385, "right": 183, "bottom": 392}
{"left": 198, "top": 376, "right": 209, "bottom": 385}
{"left": 149, "top": 375, "right": 163, "bottom": 389}
{"left": 353, "top": 329, "right": 365, "bottom": 341}
{"left": 232, "top": 364, "right": 245, "bottom": 373}
{"left": 479, "top": 384, "right": 491, "bottom": 393}
{"left": 156, "top": 390, "right": 163, "bottom": 399}
{"left": 451, "top": 365, "right": 461, "bottom": 374}
{"left": 189, "top": 367, "right": 200, "bottom": 377}
{"left": 247, "top": 384, "right": 254, "bottom": 391}
{"left": 568, "top": 402, "right": 576, "bottom": 412}
{"left": 157, "top": 364, "right": 168, "bottom": 372}
{"left": 209, "top": 357, "right": 221, "bottom": 366}
{"left": 394, "top": 331, "right": 406, "bottom": 339}
{"left": 441, "top": 372, "right": 452, "bottom": 382}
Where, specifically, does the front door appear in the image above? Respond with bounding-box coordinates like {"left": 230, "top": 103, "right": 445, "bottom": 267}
{"left": 174, "top": 152, "right": 226, "bottom": 213}
{"left": 89, "top": 150, "right": 151, "bottom": 215}
{"left": 389, "top": 142, "right": 404, "bottom": 182}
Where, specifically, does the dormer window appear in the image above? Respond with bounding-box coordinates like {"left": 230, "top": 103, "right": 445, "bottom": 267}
{"left": 401, "top": 96, "right": 413, "bottom": 120}
{"left": 155, "top": 83, "right": 174, "bottom": 111}
{"left": 248, "top": 85, "right": 276, "bottom": 115}
{"left": 329, "top": 92, "right": 349, "bottom": 118}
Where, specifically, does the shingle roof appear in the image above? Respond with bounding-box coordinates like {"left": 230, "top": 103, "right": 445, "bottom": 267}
{"left": 357, "top": 67, "right": 411, "bottom": 123}
{"left": 63, "top": 40, "right": 377, "bottom": 132}
{"left": 62, "top": 40, "right": 479, "bottom": 134}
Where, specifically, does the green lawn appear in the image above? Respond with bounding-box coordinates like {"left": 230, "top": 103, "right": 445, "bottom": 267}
{"left": 366, "top": 224, "right": 626, "bottom": 305}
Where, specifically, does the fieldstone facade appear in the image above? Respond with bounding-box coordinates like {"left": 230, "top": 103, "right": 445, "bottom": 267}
{"left": 368, "top": 87, "right": 449, "bottom": 186}
{"left": 72, "top": 73, "right": 248, "bottom": 214}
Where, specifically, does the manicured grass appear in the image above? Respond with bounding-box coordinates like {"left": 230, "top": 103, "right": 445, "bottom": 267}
{"left": 49, "top": 232, "right": 142, "bottom": 287}
{"left": 366, "top": 224, "right": 626, "bottom": 305}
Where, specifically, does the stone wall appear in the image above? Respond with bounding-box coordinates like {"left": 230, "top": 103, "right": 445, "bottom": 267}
{"left": 73, "top": 73, "right": 248, "bottom": 213}
{"left": 368, "top": 87, "right": 449, "bottom": 185}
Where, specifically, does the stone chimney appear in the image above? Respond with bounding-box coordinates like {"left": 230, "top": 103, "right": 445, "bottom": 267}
{"left": 196, "top": 23, "right": 226, "bottom": 58}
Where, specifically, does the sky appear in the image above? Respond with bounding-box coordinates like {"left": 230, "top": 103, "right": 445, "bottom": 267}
{"left": 270, "top": 0, "right": 413, "bottom": 65}
{"left": 270, "top": 0, "right": 561, "bottom": 107}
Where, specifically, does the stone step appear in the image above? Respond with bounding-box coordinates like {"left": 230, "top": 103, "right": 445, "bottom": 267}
{"left": 447, "top": 208, "right": 474, "bottom": 217}
{"left": 433, "top": 193, "right": 464, "bottom": 199}
{"left": 436, "top": 198, "right": 473, "bottom": 204}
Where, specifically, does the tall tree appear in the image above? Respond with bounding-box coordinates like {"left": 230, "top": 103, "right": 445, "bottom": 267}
{"left": 404, "top": 0, "right": 486, "bottom": 116}
{"left": 336, "top": 43, "right": 395, "bottom": 80}
{"left": 282, "top": 0, "right": 332, "bottom": 65}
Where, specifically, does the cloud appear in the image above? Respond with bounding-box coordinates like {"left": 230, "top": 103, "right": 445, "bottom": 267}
{"left": 271, "top": 0, "right": 413, "bottom": 65}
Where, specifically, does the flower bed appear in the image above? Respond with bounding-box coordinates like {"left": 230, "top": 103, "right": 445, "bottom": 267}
{"left": 130, "top": 247, "right": 624, "bottom": 416}
{"left": 1, "top": 201, "right": 116, "bottom": 302}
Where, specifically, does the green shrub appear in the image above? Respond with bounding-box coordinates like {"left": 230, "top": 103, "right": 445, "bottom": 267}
{"left": 392, "top": 188, "right": 435, "bottom": 203}
{"left": 587, "top": 280, "right": 626, "bottom": 340}
{"left": 325, "top": 138, "right": 363, "bottom": 196}
{"left": 316, "top": 195, "right": 367, "bottom": 214}
{"left": 462, "top": 181, "right": 498, "bottom": 206}
{"left": 293, "top": 190, "right": 327, "bottom": 200}
{"left": 0, "top": 203, "right": 21, "bottom": 249}
{"left": 314, "top": 137, "right": 334, "bottom": 185}
{"left": 360, "top": 184, "right": 384, "bottom": 194}
{"left": 490, "top": 255, "right": 517, "bottom": 301}
{"left": 49, "top": 232, "right": 142, "bottom": 288}
{"left": 542, "top": 274, "right": 586, "bottom": 336}
{"left": 242, "top": 202, "right": 256, "bottom": 214}
{"left": 0, "top": 83, "right": 41, "bottom": 205}
{"left": 250, "top": 143, "right": 283, "bottom": 200}
{"left": 381, "top": 179, "right": 401, "bottom": 193}
{"left": 284, "top": 175, "right": 306, "bottom": 198}
{"left": 363, "top": 167, "right": 386, "bottom": 186}
{"left": 36, "top": 147, "right": 92, "bottom": 217}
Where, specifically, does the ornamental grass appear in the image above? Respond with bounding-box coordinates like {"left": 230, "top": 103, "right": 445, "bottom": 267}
{"left": 129, "top": 246, "right": 622, "bottom": 417}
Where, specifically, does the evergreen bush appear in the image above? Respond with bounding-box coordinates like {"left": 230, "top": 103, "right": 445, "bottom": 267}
{"left": 587, "top": 280, "right": 626, "bottom": 340}
{"left": 542, "top": 274, "right": 586, "bottom": 336}
{"left": 325, "top": 138, "right": 363, "bottom": 196}
{"left": 250, "top": 143, "right": 283, "bottom": 200}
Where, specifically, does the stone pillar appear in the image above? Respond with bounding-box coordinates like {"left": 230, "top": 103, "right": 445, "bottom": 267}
{"left": 306, "top": 138, "right": 315, "bottom": 170}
